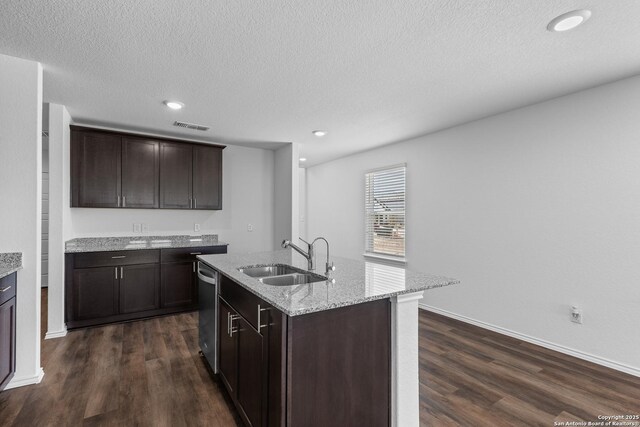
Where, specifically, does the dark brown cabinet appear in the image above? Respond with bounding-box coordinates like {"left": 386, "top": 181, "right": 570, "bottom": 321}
{"left": 0, "top": 272, "right": 17, "bottom": 391}
{"left": 72, "top": 266, "right": 119, "bottom": 320}
{"left": 218, "top": 295, "right": 266, "bottom": 427}
{"left": 66, "top": 246, "right": 226, "bottom": 329}
{"left": 193, "top": 145, "right": 222, "bottom": 210}
{"left": 71, "top": 126, "right": 224, "bottom": 210}
{"left": 122, "top": 138, "right": 160, "bottom": 208}
{"left": 160, "top": 262, "right": 196, "bottom": 308}
{"left": 218, "top": 298, "right": 238, "bottom": 393}
{"left": 119, "top": 264, "right": 160, "bottom": 313}
{"left": 160, "top": 142, "right": 193, "bottom": 209}
{"left": 160, "top": 142, "right": 223, "bottom": 210}
{"left": 71, "top": 131, "right": 121, "bottom": 208}
{"left": 215, "top": 273, "right": 390, "bottom": 427}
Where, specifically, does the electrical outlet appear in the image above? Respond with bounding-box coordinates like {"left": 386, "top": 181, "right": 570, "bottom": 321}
{"left": 194, "top": 223, "right": 201, "bottom": 232}
{"left": 571, "top": 306, "right": 583, "bottom": 324}
{"left": 247, "top": 223, "right": 254, "bottom": 232}
{"left": 142, "top": 224, "right": 149, "bottom": 234}
{"left": 133, "top": 223, "right": 141, "bottom": 233}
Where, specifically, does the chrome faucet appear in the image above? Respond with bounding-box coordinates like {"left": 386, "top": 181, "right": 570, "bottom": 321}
{"left": 282, "top": 237, "right": 335, "bottom": 275}
{"left": 311, "top": 237, "right": 335, "bottom": 276}
{"left": 282, "top": 238, "right": 314, "bottom": 270}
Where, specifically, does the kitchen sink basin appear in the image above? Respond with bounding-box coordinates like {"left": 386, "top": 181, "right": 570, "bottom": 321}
{"left": 238, "top": 264, "right": 302, "bottom": 278}
{"left": 259, "top": 272, "right": 328, "bottom": 286}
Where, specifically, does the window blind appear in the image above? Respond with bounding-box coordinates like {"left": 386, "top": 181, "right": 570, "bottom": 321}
{"left": 365, "top": 165, "right": 406, "bottom": 258}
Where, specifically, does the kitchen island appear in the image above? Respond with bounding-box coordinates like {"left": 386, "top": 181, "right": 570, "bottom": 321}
{"left": 198, "top": 249, "right": 458, "bottom": 427}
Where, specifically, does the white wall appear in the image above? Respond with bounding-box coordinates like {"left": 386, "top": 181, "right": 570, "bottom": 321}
{"left": 46, "top": 103, "right": 71, "bottom": 338}
{"left": 68, "top": 144, "right": 276, "bottom": 254}
{"left": 274, "top": 143, "right": 299, "bottom": 248}
{"left": 0, "top": 53, "right": 44, "bottom": 387}
{"left": 306, "top": 74, "right": 640, "bottom": 375}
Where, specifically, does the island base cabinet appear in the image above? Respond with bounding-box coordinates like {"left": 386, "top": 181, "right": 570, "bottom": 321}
{"left": 218, "top": 298, "right": 238, "bottom": 393}
{"left": 287, "top": 300, "right": 390, "bottom": 427}
{"left": 218, "top": 297, "right": 266, "bottom": 427}
{"left": 216, "top": 274, "right": 390, "bottom": 427}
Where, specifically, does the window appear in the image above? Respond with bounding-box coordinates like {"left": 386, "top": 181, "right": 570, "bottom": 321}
{"left": 365, "top": 164, "right": 406, "bottom": 259}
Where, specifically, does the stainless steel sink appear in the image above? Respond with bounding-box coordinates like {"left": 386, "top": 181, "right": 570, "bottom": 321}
{"left": 238, "top": 264, "right": 302, "bottom": 278}
{"left": 259, "top": 272, "right": 328, "bottom": 286}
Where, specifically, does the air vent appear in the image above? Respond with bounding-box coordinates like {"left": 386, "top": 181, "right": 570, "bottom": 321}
{"left": 173, "top": 121, "right": 210, "bottom": 131}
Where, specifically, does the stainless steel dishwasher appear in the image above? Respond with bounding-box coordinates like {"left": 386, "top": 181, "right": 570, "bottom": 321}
{"left": 198, "top": 262, "right": 218, "bottom": 373}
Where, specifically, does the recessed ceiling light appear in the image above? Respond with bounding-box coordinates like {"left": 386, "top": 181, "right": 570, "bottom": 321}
{"left": 164, "top": 100, "right": 184, "bottom": 110}
{"left": 547, "top": 10, "right": 591, "bottom": 32}
{"left": 299, "top": 157, "right": 307, "bottom": 162}
{"left": 312, "top": 130, "right": 327, "bottom": 137}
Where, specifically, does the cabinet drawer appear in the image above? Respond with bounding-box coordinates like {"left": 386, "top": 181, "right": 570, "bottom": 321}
{"left": 160, "top": 245, "right": 226, "bottom": 263}
{"left": 0, "top": 273, "right": 16, "bottom": 306}
{"left": 74, "top": 250, "right": 160, "bottom": 269}
{"left": 219, "top": 274, "right": 267, "bottom": 331}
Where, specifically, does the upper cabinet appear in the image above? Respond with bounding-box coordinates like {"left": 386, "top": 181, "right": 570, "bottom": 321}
{"left": 159, "top": 142, "right": 193, "bottom": 209}
{"left": 122, "top": 138, "right": 160, "bottom": 208}
{"left": 71, "top": 131, "right": 121, "bottom": 208}
{"left": 193, "top": 145, "right": 222, "bottom": 210}
{"left": 71, "top": 126, "right": 224, "bottom": 210}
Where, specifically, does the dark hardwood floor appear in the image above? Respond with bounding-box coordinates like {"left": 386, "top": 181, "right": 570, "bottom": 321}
{"left": 1, "top": 291, "right": 638, "bottom": 426}
{"left": 419, "top": 311, "right": 640, "bottom": 426}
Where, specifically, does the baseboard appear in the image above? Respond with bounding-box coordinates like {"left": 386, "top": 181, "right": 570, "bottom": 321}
{"left": 4, "top": 367, "right": 45, "bottom": 390}
{"left": 419, "top": 304, "right": 640, "bottom": 378}
{"left": 45, "top": 327, "right": 68, "bottom": 339}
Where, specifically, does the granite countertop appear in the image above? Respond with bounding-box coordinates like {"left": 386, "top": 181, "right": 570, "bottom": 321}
{"left": 198, "top": 249, "right": 458, "bottom": 316}
{"left": 65, "top": 234, "right": 228, "bottom": 253}
{"left": 0, "top": 252, "right": 22, "bottom": 279}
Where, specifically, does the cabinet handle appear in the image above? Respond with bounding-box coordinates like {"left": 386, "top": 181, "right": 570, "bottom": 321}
{"left": 0, "top": 286, "right": 11, "bottom": 293}
{"left": 229, "top": 314, "right": 241, "bottom": 337}
{"left": 193, "top": 261, "right": 196, "bottom": 273}
{"left": 189, "top": 198, "right": 192, "bottom": 209}
{"left": 117, "top": 195, "right": 121, "bottom": 207}
{"left": 122, "top": 195, "right": 126, "bottom": 207}
{"left": 111, "top": 255, "right": 126, "bottom": 259}
{"left": 194, "top": 198, "right": 197, "bottom": 209}
{"left": 257, "top": 304, "right": 269, "bottom": 333}
{"left": 115, "top": 267, "right": 118, "bottom": 279}
{"left": 227, "top": 311, "right": 230, "bottom": 336}
{"left": 190, "top": 252, "right": 202, "bottom": 255}
{"left": 120, "top": 267, "right": 124, "bottom": 279}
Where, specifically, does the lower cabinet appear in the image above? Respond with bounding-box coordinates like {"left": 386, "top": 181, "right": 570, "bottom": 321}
{"left": 119, "top": 264, "right": 160, "bottom": 313}
{"left": 0, "top": 273, "right": 17, "bottom": 391}
{"left": 73, "top": 266, "right": 119, "bottom": 320}
{"left": 160, "top": 262, "right": 196, "bottom": 308}
{"left": 218, "top": 296, "right": 266, "bottom": 427}
{"left": 66, "top": 245, "right": 226, "bottom": 329}
{"left": 216, "top": 273, "right": 391, "bottom": 427}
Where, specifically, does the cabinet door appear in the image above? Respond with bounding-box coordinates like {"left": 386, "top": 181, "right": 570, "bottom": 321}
{"left": 71, "top": 131, "right": 121, "bottom": 208}
{"left": 236, "top": 318, "right": 265, "bottom": 427}
{"left": 0, "top": 298, "right": 16, "bottom": 390}
{"left": 218, "top": 298, "right": 238, "bottom": 394}
{"left": 122, "top": 138, "right": 159, "bottom": 208}
{"left": 119, "top": 264, "right": 160, "bottom": 314}
{"left": 72, "top": 267, "right": 119, "bottom": 320}
{"left": 192, "top": 145, "right": 222, "bottom": 210}
{"left": 160, "top": 142, "right": 192, "bottom": 209}
{"left": 160, "top": 262, "right": 196, "bottom": 308}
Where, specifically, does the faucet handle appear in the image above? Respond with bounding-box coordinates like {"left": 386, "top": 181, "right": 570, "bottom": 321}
{"left": 326, "top": 262, "right": 335, "bottom": 273}
{"left": 299, "top": 237, "right": 311, "bottom": 246}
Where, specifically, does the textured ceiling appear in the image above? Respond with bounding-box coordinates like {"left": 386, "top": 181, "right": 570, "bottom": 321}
{"left": 2, "top": 1, "right": 640, "bottom": 165}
